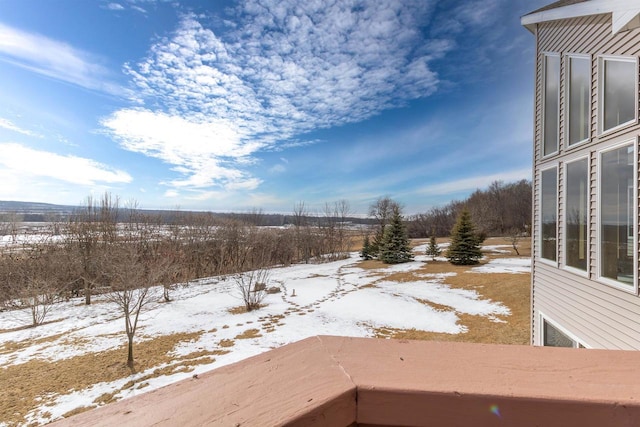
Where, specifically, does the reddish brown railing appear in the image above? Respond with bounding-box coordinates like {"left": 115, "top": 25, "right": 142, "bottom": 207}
{"left": 50, "top": 336, "right": 640, "bottom": 426}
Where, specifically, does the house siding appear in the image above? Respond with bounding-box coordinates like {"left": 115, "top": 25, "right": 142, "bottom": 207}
{"left": 532, "top": 13, "right": 640, "bottom": 349}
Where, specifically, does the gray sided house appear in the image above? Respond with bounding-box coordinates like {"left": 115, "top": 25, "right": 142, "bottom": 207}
{"left": 522, "top": 0, "right": 640, "bottom": 349}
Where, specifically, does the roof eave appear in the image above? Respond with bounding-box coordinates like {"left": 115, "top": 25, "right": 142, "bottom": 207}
{"left": 521, "top": 0, "right": 640, "bottom": 35}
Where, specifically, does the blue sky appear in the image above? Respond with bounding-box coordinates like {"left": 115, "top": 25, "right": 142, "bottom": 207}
{"left": 0, "top": 0, "right": 548, "bottom": 214}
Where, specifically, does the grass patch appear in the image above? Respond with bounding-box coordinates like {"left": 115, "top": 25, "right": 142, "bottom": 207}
{"left": 372, "top": 239, "right": 530, "bottom": 345}
{"left": 234, "top": 329, "right": 262, "bottom": 339}
{"left": 415, "top": 298, "right": 454, "bottom": 312}
{"left": 376, "top": 273, "right": 529, "bottom": 345}
{"left": 218, "top": 339, "right": 235, "bottom": 348}
{"left": 356, "top": 259, "right": 387, "bottom": 271}
{"left": 0, "top": 331, "right": 204, "bottom": 426}
{"left": 0, "top": 332, "right": 67, "bottom": 356}
{"left": 227, "top": 306, "right": 247, "bottom": 315}
{"left": 61, "top": 406, "right": 95, "bottom": 419}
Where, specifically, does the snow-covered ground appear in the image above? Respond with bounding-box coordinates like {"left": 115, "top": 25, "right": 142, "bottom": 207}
{"left": 0, "top": 245, "right": 530, "bottom": 425}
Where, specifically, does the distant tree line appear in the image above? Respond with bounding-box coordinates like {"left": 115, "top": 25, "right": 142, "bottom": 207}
{"left": 406, "top": 180, "right": 531, "bottom": 238}
{"left": 0, "top": 202, "right": 376, "bottom": 227}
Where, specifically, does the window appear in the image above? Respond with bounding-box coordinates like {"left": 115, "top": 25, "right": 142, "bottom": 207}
{"left": 541, "top": 317, "right": 586, "bottom": 348}
{"left": 543, "top": 54, "right": 560, "bottom": 156}
{"left": 567, "top": 55, "right": 590, "bottom": 146}
{"left": 541, "top": 167, "right": 557, "bottom": 262}
{"left": 599, "top": 57, "right": 638, "bottom": 133}
{"left": 599, "top": 143, "right": 636, "bottom": 289}
{"left": 565, "top": 158, "right": 588, "bottom": 271}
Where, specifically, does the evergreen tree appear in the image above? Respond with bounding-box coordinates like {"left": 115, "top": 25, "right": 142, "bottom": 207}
{"left": 447, "top": 209, "right": 483, "bottom": 265}
{"left": 379, "top": 207, "right": 413, "bottom": 264}
{"left": 360, "top": 235, "right": 373, "bottom": 260}
{"left": 368, "top": 196, "right": 400, "bottom": 259}
{"left": 369, "top": 228, "right": 383, "bottom": 258}
{"left": 425, "top": 234, "right": 442, "bottom": 261}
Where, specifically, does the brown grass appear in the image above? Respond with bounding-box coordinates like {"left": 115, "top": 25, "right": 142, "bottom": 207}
{"left": 227, "top": 306, "right": 247, "bottom": 315}
{"left": 234, "top": 329, "right": 262, "bottom": 339}
{"left": 0, "top": 331, "right": 211, "bottom": 426}
{"left": 0, "top": 332, "right": 67, "bottom": 356}
{"left": 218, "top": 339, "right": 235, "bottom": 348}
{"left": 61, "top": 406, "right": 95, "bottom": 419}
{"left": 227, "top": 305, "right": 265, "bottom": 315}
{"left": 369, "top": 236, "right": 531, "bottom": 346}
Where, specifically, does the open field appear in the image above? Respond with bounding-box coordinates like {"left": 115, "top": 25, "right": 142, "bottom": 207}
{"left": 0, "top": 237, "right": 530, "bottom": 426}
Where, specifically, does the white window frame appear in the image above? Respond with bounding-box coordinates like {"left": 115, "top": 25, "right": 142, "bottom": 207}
{"left": 542, "top": 53, "right": 561, "bottom": 158}
{"left": 562, "top": 155, "right": 590, "bottom": 277}
{"left": 596, "top": 138, "right": 638, "bottom": 294}
{"left": 539, "top": 163, "right": 559, "bottom": 267}
{"left": 565, "top": 53, "right": 591, "bottom": 148}
{"left": 598, "top": 55, "right": 639, "bottom": 136}
{"left": 538, "top": 312, "right": 589, "bottom": 348}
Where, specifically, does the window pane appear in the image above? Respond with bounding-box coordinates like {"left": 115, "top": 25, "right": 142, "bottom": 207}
{"left": 603, "top": 60, "right": 636, "bottom": 131}
{"left": 565, "top": 159, "right": 588, "bottom": 270}
{"left": 568, "top": 57, "right": 590, "bottom": 145}
{"left": 541, "top": 168, "right": 557, "bottom": 261}
{"left": 543, "top": 320, "right": 576, "bottom": 347}
{"left": 600, "top": 145, "right": 634, "bottom": 285}
{"left": 544, "top": 55, "right": 560, "bottom": 156}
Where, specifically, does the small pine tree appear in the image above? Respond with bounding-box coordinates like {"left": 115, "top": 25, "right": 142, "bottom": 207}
{"left": 369, "top": 228, "right": 384, "bottom": 258}
{"left": 360, "top": 235, "right": 373, "bottom": 260}
{"left": 447, "top": 209, "right": 482, "bottom": 265}
{"left": 425, "top": 235, "right": 442, "bottom": 261}
{"left": 379, "top": 207, "right": 413, "bottom": 264}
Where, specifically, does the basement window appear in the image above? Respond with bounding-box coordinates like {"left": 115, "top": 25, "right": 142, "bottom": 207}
{"left": 541, "top": 317, "right": 586, "bottom": 348}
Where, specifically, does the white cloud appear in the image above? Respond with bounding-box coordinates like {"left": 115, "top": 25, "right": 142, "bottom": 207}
{"left": 269, "top": 164, "right": 286, "bottom": 174}
{"left": 0, "top": 118, "right": 42, "bottom": 138}
{"left": 0, "top": 143, "right": 132, "bottom": 186}
{"left": 106, "top": 3, "right": 125, "bottom": 11}
{"left": 105, "top": 0, "right": 446, "bottom": 194}
{"left": 102, "top": 109, "right": 261, "bottom": 190}
{"left": 417, "top": 168, "right": 532, "bottom": 196}
{"left": 0, "top": 23, "right": 124, "bottom": 96}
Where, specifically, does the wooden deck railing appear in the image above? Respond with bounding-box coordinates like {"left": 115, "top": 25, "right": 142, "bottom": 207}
{"left": 50, "top": 336, "right": 640, "bottom": 426}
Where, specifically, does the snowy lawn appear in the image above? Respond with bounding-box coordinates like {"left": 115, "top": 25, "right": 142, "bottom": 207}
{"left": 0, "top": 243, "right": 530, "bottom": 426}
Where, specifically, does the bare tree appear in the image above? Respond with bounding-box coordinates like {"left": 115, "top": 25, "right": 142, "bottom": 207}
{"left": 245, "top": 207, "right": 265, "bottom": 226}
{"left": 320, "top": 200, "right": 352, "bottom": 260}
{"left": 2, "top": 238, "right": 69, "bottom": 327}
{"left": 292, "top": 202, "right": 313, "bottom": 263}
{"left": 101, "top": 203, "right": 170, "bottom": 369}
{"left": 0, "top": 211, "right": 23, "bottom": 243}
{"left": 234, "top": 268, "right": 270, "bottom": 312}
{"left": 103, "top": 235, "right": 160, "bottom": 369}
{"left": 509, "top": 228, "right": 521, "bottom": 256}
{"left": 67, "top": 193, "right": 119, "bottom": 305}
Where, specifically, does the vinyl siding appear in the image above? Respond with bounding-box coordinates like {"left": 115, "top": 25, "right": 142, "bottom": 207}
{"left": 532, "top": 13, "right": 640, "bottom": 349}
